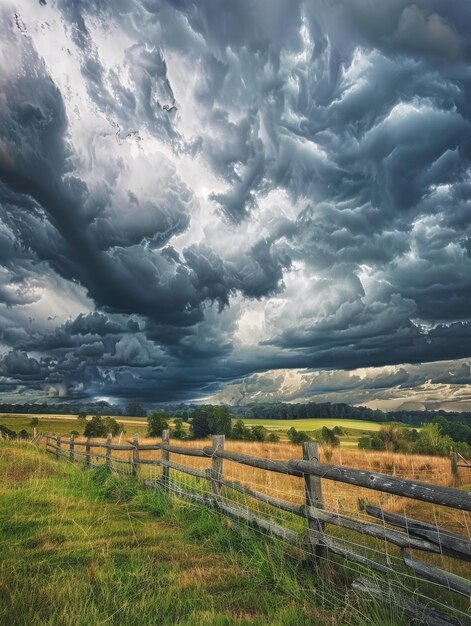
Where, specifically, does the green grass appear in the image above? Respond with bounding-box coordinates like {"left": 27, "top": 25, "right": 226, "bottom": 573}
{"left": 238, "top": 418, "right": 397, "bottom": 445}
{"left": 239, "top": 418, "right": 395, "bottom": 432}
{"left": 0, "top": 440, "right": 413, "bottom": 626}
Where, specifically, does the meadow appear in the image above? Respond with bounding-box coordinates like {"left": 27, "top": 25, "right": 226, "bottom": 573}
{"left": 0, "top": 439, "right": 419, "bottom": 626}
{"left": 0, "top": 414, "right": 405, "bottom": 447}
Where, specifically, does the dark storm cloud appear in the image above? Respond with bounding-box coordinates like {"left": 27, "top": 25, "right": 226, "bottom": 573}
{"left": 1, "top": 0, "right": 471, "bottom": 404}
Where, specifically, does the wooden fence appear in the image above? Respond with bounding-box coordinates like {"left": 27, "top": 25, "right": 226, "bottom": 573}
{"left": 42, "top": 431, "right": 471, "bottom": 625}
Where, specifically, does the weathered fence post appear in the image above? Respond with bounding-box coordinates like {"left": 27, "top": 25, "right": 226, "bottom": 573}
{"left": 69, "top": 433, "right": 75, "bottom": 463}
{"left": 303, "top": 442, "right": 327, "bottom": 565}
{"left": 131, "top": 433, "right": 139, "bottom": 479}
{"left": 105, "top": 433, "right": 112, "bottom": 468}
{"left": 56, "top": 435, "right": 61, "bottom": 459}
{"left": 450, "top": 449, "right": 459, "bottom": 485}
{"left": 85, "top": 437, "right": 91, "bottom": 468}
{"left": 161, "top": 429, "right": 170, "bottom": 488}
{"left": 211, "top": 435, "right": 225, "bottom": 499}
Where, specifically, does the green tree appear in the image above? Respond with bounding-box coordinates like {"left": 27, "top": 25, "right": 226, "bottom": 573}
{"left": 190, "top": 405, "right": 232, "bottom": 439}
{"left": 172, "top": 418, "right": 185, "bottom": 439}
{"left": 30, "top": 417, "right": 39, "bottom": 427}
{"left": 147, "top": 411, "right": 169, "bottom": 437}
{"left": 249, "top": 425, "right": 268, "bottom": 442}
{"left": 287, "top": 427, "right": 311, "bottom": 444}
{"left": 84, "top": 415, "right": 120, "bottom": 438}
{"left": 126, "top": 401, "right": 147, "bottom": 417}
{"left": 231, "top": 419, "right": 250, "bottom": 440}
{"left": 77, "top": 410, "right": 87, "bottom": 421}
{"left": 266, "top": 432, "right": 280, "bottom": 443}
{"left": 358, "top": 436, "right": 372, "bottom": 450}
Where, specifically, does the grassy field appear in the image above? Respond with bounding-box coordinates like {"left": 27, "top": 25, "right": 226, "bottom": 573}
{"left": 0, "top": 414, "right": 401, "bottom": 447}
{"left": 239, "top": 418, "right": 402, "bottom": 446}
{"left": 0, "top": 440, "right": 413, "bottom": 626}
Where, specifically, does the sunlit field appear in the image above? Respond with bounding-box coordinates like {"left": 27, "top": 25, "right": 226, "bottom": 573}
{"left": 0, "top": 414, "right": 411, "bottom": 447}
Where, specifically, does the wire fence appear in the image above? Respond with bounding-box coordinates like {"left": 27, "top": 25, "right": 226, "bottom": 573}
{"left": 39, "top": 431, "right": 471, "bottom": 625}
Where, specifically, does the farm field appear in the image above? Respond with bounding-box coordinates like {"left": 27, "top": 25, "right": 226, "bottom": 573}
{"left": 0, "top": 414, "right": 403, "bottom": 447}
{"left": 239, "top": 417, "right": 412, "bottom": 446}
{"left": 0, "top": 439, "right": 408, "bottom": 626}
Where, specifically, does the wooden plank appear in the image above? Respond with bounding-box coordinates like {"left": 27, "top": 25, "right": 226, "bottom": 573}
{"left": 365, "top": 505, "right": 471, "bottom": 562}
{"left": 69, "top": 433, "right": 75, "bottom": 463}
{"left": 162, "top": 459, "right": 207, "bottom": 480}
{"left": 288, "top": 460, "right": 471, "bottom": 511}
{"left": 306, "top": 506, "right": 442, "bottom": 553}
{"left": 352, "top": 576, "right": 463, "bottom": 626}
{"left": 134, "top": 459, "right": 161, "bottom": 466}
{"left": 133, "top": 443, "right": 162, "bottom": 451}
{"left": 217, "top": 501, "right": 300, "bottom": 546}
{"left": 303, "top": 442, "right": 327, "bottom": 564}
{"left": 402, "top": 551, "right": 471, "bottom": 598}
{"left": 161, "top": 443, "right": 206, "bottom": 458}
{"left": 205, "top": 448, "right": 303, "bottom": 477}
{"left": 221, "top": 479, "right": 303, "bottom": 516}
{"left": 131, "top": 433, "right": 139, "bottom": 478}
{"left": 105, "top": 434, "right": 112, "bottom": 468}
{"left": 210, "top": 435, "right": 225, "bottom": 498}
{"left": 161, "top": 430, "right": 170, "bottom": 487}
{"left": 85, "top": 437, "right": 91, "bottom": 468}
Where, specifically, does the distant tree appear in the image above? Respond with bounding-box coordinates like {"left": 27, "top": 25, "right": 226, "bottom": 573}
{"left": 147, "top": 411, "right": 169, "bottom": 437}
{"left": 287, "top": 427, "right": 311, "bottom": 444}
{"left": 126, "top": 401, "right": 147, "bottom": 417}
{"left": 266, "top": 433, "right": 280, "bottom": 443}
{"left": 172, "top": 418, "right": 185, "bottom": 439}
{"left": 231, "top": 419, "right": 250, "bottom": 440}
{"left": 370, "top": 433, "right": 386, "bottom": 451}
{"left": 358, "top": 436, "right": 372, "bottom": 450}
{"left": 190, "top": 405, "right": 232, "bottom": 439}
{"left": 77, "top": 410, "right": 87, "bottom": 421}
{"left": 250, "top": 425, "right": 268, "bottom": 442}
{"left": 315, "top": 427, "right": 340, "bottom": 447}
{"left": 30, "top": 417, "right": 39, "bottom": 427}
{"left": 84, "top": 415, "right": 120, "bottom": 438}
{"left": 18, "top": 429, "right": 30, "bottom": 439}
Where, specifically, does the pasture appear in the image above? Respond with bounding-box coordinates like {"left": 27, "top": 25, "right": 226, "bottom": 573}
{"left": 0, "top": 414, "right": 402, "bottom": 447}
{"left": 0, "top": 439, "right": 413, "bottom": 626}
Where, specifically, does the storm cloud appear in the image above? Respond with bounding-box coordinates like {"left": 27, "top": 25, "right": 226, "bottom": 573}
{"left": 0, "top": 0, "right": 471, "bottom": 407}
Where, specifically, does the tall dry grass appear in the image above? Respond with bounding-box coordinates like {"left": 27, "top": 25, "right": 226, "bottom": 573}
{"left": 57, "top": 436, "right": 471, "bottom": 535}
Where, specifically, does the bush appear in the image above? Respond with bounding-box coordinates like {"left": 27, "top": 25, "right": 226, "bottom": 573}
{"left": 172, "top": 418, "right": 185, "bottom": 439}
{"left": 231, "top": 419, "right": 250, "bottom": 440}
{"left": 84, "top": 415, "right": 121, "bottom": 437}
{"left": 147, "top": 411, "right": 169, "bottom": 437}
{"left": 287, "top": 427, "right": 311, "bottom": 444}
{"left": 30, "top": 417, "right": 39, "bottom": 427}
{"left": 0, "top": 424, "right": 17, "bottom": 438}
{"left": 358, "top": 436, "right": 371, "bottom": 450}
{"left": 315, "top": 427, "right": 340, "bottom": 447}
{"left": 266, "top": 433, "right": 280, "bottom": 443}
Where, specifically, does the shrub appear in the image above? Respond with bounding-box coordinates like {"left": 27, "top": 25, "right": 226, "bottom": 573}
{"left": 30, "top": 417, "right": 39, "bottom": 427}
{"left": 358, "top": 436, "right": 371, "bottom": 450}
{"left": 287, "top": 427, "right": 311, "bottom": 444}
{"left": 266, "top": 433, "right": 280, "bottom": 443}
{"left": 172, "top": 418, "right": 185, "bottom": 439}
{"left": 84, "top": 415, "right": 121, "bottom": 437}
{"left": 147, "top": 411, "right": 169, "bottom": 437}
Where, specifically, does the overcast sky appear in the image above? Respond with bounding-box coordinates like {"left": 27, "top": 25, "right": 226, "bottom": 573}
{"left": 1, "top": 0, "right": 471, "bottom": 410}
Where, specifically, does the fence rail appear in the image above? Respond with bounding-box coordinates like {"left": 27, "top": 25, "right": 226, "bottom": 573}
{"left": 40, "top": 431, "right": 471, "bottom": 624}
